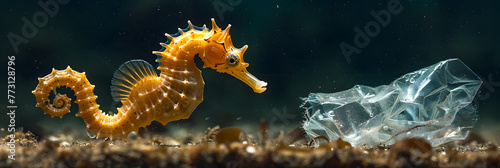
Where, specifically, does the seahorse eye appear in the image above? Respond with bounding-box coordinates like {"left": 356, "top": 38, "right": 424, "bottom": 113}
{"left": 226, "top": 54, "right": 239, "bottom": 67}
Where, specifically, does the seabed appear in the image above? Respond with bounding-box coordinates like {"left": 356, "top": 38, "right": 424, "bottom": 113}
{"left": 1, "top": 125, "right": 499, "bottom": 168}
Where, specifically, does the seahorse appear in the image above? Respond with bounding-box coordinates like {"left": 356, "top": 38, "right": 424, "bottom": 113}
{"left": 32, "top": 19, "right": 267, "bottom": 140}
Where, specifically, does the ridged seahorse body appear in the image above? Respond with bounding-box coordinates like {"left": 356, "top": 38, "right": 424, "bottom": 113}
{"left": 32, "top": 19, "right": 267, "bottom": 139}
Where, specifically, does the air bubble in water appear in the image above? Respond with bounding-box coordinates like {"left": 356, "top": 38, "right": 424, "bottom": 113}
{"left": 86, "top": 130, "right": 96, "bottom": 139}
{"left": 127, "top": 131, "right": 138, "bottom": 140}
{"left": 327, "top": 110, "right": 334, "bottom": 116}
{"left": 383, "top": 125, "right": 389, "bottom": 130}
{"left": 409, "top": 77, "right": 416, "bottom": 83}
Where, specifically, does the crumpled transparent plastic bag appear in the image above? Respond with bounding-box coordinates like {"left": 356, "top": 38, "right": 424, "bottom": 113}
{"left": 302, "top": 58, "right": 482, "bottom": 147}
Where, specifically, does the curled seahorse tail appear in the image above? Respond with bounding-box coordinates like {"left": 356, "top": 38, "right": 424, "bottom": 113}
{"left": 32, "top": 67, "right": 105, "bottom": 136}
{"left": 32, "top": 92, "right": 72, "bottom": 118}
{"left": 33, "top": 66, "right": 145, "bottom": 140}
{"left": 32, "top": 67, "right": 92, "bottom": 117}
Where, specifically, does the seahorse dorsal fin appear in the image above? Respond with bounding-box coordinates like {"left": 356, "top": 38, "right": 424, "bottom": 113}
{"left": 111, "top": 59, "right": 158, "bottom": 101}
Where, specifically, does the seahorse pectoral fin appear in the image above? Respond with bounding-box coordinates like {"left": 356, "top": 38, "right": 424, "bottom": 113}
{"left": 226, "top": 68, "right": 267, "bottom": 93}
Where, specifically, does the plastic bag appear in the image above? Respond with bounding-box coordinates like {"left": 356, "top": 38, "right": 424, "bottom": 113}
{"left": 302, "top": 58, "right": 482, "bottom": 147}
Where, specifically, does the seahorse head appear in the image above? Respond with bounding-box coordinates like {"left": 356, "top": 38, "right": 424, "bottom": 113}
{"left": 202, "top": 19, "right": 267, "bottom": 93}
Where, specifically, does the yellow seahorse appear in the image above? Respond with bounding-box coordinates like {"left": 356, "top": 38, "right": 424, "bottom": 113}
{"left": 32, "top": 19, "right": 267, "bottom": 139}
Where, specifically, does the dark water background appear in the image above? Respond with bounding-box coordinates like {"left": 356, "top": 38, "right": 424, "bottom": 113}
{"left": 1, "top": 1, "right": 499, "bottom": 139}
